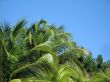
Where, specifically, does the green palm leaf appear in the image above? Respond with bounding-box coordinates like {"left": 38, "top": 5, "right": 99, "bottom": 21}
{"left": 12, "top": 19, "right": 26, "bottom": 39}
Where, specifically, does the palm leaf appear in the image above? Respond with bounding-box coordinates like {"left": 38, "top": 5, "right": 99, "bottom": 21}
{"left": 9, "top": 53, "right": 54, "bottom": 81}
{"left": 30, "top": 41, "right": 53, "bottom": 52}
{"left": 12, "top": 19, "right": 26, "bottom": 39}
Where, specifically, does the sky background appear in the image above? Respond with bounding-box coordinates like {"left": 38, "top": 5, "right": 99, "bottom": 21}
{"left": 0, "top": 0, "right": 110, "bottom": 61}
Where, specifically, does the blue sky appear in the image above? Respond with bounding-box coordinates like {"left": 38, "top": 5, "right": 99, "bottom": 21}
{"left": 0, "top": 0, "right": 110, "bottom": 61}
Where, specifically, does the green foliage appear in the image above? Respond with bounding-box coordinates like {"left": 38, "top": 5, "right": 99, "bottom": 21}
{"left": 0, "top": 19, "right": 110, "bottom": 82}
{"left": 90, "top": 69, "right": 110, "bottom": 82}
{"left": 83, "top": 55, "right": 96, "bottom": 72}
{"left": 96, "top": 54, "right": 103, "bottom": 71}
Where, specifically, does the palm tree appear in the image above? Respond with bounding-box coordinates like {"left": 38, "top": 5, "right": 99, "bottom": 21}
{"left": 10, "top": 53, "right": 87, "bottom": 82}
{"left": 0, "top": 19, "right": 87, "bottom": 82}
{"left": 0, "top": 19, "right": 27, "bottom": 82}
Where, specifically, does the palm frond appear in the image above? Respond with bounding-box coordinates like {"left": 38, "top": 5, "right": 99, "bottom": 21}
{"left": 12, "top": 19, "right": 26, "bottom": 39}
{"left": 30, "top": 41, "right": 53, "bottom": 52}
{"left": 9, "top": 53, "right": 54, "bottom": 80}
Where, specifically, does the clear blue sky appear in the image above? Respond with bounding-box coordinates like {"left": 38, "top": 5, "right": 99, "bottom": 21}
{"left": 0, "top": 0, "right": 110, "bottom": 61}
